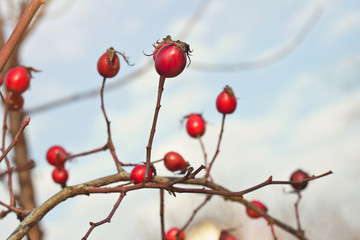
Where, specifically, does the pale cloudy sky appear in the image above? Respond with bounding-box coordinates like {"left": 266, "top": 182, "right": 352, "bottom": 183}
{"left": 1, "top": 0, "right": 360, "bottom": 239}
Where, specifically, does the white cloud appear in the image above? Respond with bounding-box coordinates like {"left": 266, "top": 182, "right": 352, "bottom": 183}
{"left": 332, "top": 11, "right": 360, "bottom": 37}
{"left": 293, "top": 93, "right": 359, "bottom": 147}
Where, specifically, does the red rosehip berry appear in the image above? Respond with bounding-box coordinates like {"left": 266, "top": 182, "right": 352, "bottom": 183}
{"left": 52, "top": 167, "right": 68, "bottom": 184}
{"left": 46, "top": 145, "right": 67, "bottom": 166}
{"left": 97, "top": 47, "right": 120, "bottom": 78}
{"left": 0, "top": 74, "right": 3, "bottom": 86}
{"left": 216, "top": 85, "right": 237, "bottom": 114}
{"left": 290, "top": 169, "right": 310, "bottom": 191}
{"left": 165, "top": 227, "right": 185, "bottom": 240}
{"left": 130, "top": 165, "right": 153, "bottom": 183}
{"left": 164, "top": 151, "right": 188, "bottom": 172}
{"left": 220, "top": 231, "right": 238, "bottom": 240}
{"left": 155, "top": 44, "right": 188, "bottom": 78}
{"left": 152, "top": 43, "right": 171, "bottom": 61}
{"left": 246, "top": 200, "right": 267, "bottom": 218}
{"left": 186, "top": 113, "right": 206, "bottom": 138}
{"left": 5, "top": 93, "right": 24, "bottom": 111}
{"left": 5, "top": 66, "right": 31, "bottom": 93}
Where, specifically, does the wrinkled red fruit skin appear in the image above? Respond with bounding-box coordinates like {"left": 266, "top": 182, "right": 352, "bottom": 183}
{"left": 165, "top": 227, "right": 185, "bottom": 240}
{"left": 164, "top": 152, "right": 188, "bottom": 172}
{"left": 46, "top": 145, "right": 67, "bottom": 166}
{"left": 155, "top": 44, "right": 187, "bottom": 78}
{"left": 220, "top": 231, "right": 238, "bottom": 240}
{"left": 130, "top": 165, "right": 153, "bottom": 183}
{"left": 52, "top": 167, "right": 68, "bottom": 184}
{"left": 5, "top": 66, "right": 31, "bottom": 93}
{"left": 186, "top": 114, "right": 206, "bottom": 138}
{"left": 290, "top": 169, "right": 309, "bottom": 191}
{"left": 97, "top": 51, "right": 120, "bottom": 78}
{"left": 216, "top": 87, "right": 237, "bottom": 114}
{"left": 246, "top": 200, "right": 267, "bottom": 218}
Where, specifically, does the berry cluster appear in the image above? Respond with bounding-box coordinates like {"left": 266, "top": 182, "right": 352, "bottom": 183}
{"left": 2, "top": 66, "right": 36, "bottom": 111}
{"left": 38, "top": 36, "right": 319, "bottom": 240}
{"left": 46, "top": 145, "right": 69, "bottom": 186}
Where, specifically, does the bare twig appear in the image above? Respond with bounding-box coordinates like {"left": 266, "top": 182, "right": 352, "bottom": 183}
{"left": 66, "top": 143, "right": 109, "bottom": 160}
{"left": 206, "top": 113, "right": 226, "bottom": 179}
{"left": 81, "top": 192, "right": 126, "bottom": 240}
{"left": 181, "top": 195, "right": 212, "bottom": 231}
{"left": 100, "top": 77, "right": 123, "bottom": 172}
{"left": 160, "top": 189, "right": 166, "bottom": 240}
{"left": 198, "top": 137, "right": 208, "bottom": 168}
{"left": 294, "top": 192, "right": 302, "bottom": 231}
{"left": 0, "top": 117, "right": 30, "bottom": 164}
{"left": 144, "top": 76, "right": 166, "bottom": 182}
{"left": 7, "top": 170, "right": 331, "bottom": 240}
{"left": 0, "top": 0, "right": 45, "bottom": 72}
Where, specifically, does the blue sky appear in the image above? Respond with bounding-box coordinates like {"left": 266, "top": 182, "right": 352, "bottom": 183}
{"left": 1, "top": 0, "right": 360, "bottom": 239}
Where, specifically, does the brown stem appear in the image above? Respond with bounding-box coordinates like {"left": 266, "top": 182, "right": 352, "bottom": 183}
{"left": 0, "top": 0, "right": 45, "bottom": 72}
{"left": 294, "top": 192, "right": 302, "bottom": 231}
{"left": 0, "top": 160, "right": 35, "bottom": 178}
{"left": 206, "top": 113, "right": 226, "bottom": 179}
{"left": 198, "top": 137, "right": 207, "bottom": 168}
{"left": 81, "top": 192, "right": 126, "bottom": 240}
{"left": 100, "top": 77, "right": 123, "bottom": 172}
{"left": 66, "top": 143, "right": 109, "bottom": 160}
{"left": 0, "top": 200, "right": 29, "bottom": 218}
{"left": 144, "top": 76, "right": 166, "bottom": 182}
{"left": 0, "top": 117, "right": 30, "bottom": 164}
{"left": 8, "top": 170, "right": 332, "bottom": 240}
{"left": 160, "top": 189, "right": 166, "bottom": 240}
{"left": 181, "top": 195, "right": 212, "bottom": 231}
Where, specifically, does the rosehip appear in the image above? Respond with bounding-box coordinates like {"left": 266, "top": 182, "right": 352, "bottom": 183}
{"left": 186, "top": 114, "right": 206, "bottom": 138}
{"left": 97, "top": 47, "right": 120, "bottom": 78}
{"left": 130, "top": 165, "right": 153, "bottom": 183}
{"left": 155, "top": 44, "right": 187, "bottom": 78}
{"left": 6, "top": 93, "right": 24, "bottom": 111}
{"left": 165, "top": 227, "right": 185, "bottom": 240}
{"left": 164, "top": 151, "right": 188, "bottom": 172}
{"left": 46, "top": 145, "right": 67, "bottom": 166}
{"left": 220, "top": 231, "right": 237, "bottom": 240}
{"left": 52, "top": 167, "right": 68, "bottom": 184}
{"left": 216, "top": 85, "right": 237, "bottom": 114}
{"left": 290, "top": 169, "right": 309, "bottom": 191}
{"left": 246, "top": 200, "right": 267, "bottom": 218}
{"left": 5, "top": 66, "right": 31, "bottom": 93}
{"left": 0, "top": 74, "right": 3, "bottom": 86}
{"left": 153, "top": 43, "right": 171, "bottom": 60}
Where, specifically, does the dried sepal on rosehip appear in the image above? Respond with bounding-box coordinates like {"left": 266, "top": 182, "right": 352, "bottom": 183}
{"left": 97, "top": 47, "right": 133, "bottom": 78}
{"left": 290, "top": 169, "right": 310, "bottom": 191}
{"left": 150, "top": 35, "right": 192, "bottom": 78}
{"left": 216, "top": 85, "right": 237, "bottom": 114}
